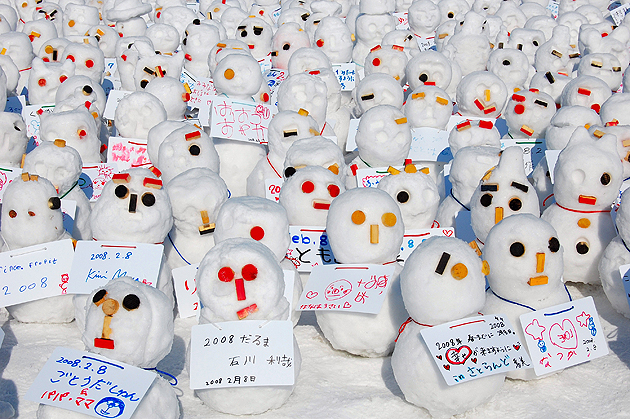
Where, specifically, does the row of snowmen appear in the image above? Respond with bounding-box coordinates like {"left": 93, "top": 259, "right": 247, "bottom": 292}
{"left": 0, "top": 0, "right": 630, "bottom": 415}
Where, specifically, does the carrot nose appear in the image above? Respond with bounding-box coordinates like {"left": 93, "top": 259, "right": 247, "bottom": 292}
{"left": 536, "top": 252, "right": 545, "bottom": 273}
{"left": 495, "top": 207, "right": 503, "bottom": 224}
{"left": 370, "top": 224, "right": 379, "bottom": 244}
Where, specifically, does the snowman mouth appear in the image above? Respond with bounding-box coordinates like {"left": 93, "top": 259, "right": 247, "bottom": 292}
{"left": 578, "top": 195, "right": 597, "bottom": 205}
{"left": 528, "top": 275, "right": 548, "bottom": 286}
{"left": 248, "top": 44, "right": 255, "bottom": 49}
{"left": 312, "top": 199, "right": 330, "bottom": 210}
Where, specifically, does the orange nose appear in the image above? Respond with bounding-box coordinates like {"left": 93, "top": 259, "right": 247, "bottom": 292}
{"left": 370, "top": 224, "right": 379, "bottom": 244}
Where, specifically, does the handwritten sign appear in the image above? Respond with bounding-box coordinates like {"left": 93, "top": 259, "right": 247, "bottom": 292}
{"left": 397, "top": 228, "right": 455, "bottom": 264}
{"left": 0, "top": 239, "right": 74, "bottom": 307}
{"left": 0, "top": 167, "right": 22, "bottom": 203}
{"left": 68, "top": 241, "right": 163, "bottom": 294}
{"left": 22, "top": 103, "right": 55, "bottom": 145}
{"left": 264, "top": 68, "right": 287, "bottom": 107}
{"left": 519, "top": 296, "right": 608, "bottom": 376}
{"left": 188, "top": 78, "right": 217, "bottom": 109}
{"left": 421, "top": 315, "right": 532, "bottom": 385}
{"left": 102, "top": 90, "right": 133, "bottom": 121}
{"left": 189, "top": 320, "right": 295, "bottom": 389}
{"left": 547, "top": 0, "right": 559, "bottom": 18}
{"left": 107, "top": 137, "right": 151, "bottom": 171}
{"left": 415, "top": 35, "right": 436, "bottom": 51}
{"left": 500, "top": 139, "right": 546, "bottom": 176}
{"left": 79, "top": 163, "right": 118, "bottom": 202}
{"left": 258, "top": 55, "right": 273, "bottom": 73}
{"left": 610, "top": 2, "right": 630, "bottom": 25}
{"left": 210, "top": 98, "right": 274, "bottom": 144}
{"left": 393, "top": 12, "right": 409, "bottom": 29}
{"left": 409, "top": 127, "right": 452, "bottom": 161}
{"left": 285, "top": 227, "right": 337, "bottom": 272}
{"left": 26, "top": 347, "right": 156, "bottom": 419}
{"left": 298, "top": 264, "right": 395, "bottom": 314}
{"left": 270, "top": 5, "right": 282, "bottom": 23}
{"left": 355, "top": 166, "right": 392, "bottom": 188}
{"left": 103, "top": 58, "right": 117, "bottom": 79}
{"left": 332, "top": 63, "right": 356, "bottom": 91}
{"left": 264, "top": 178, "right": 283, "bottom": 202}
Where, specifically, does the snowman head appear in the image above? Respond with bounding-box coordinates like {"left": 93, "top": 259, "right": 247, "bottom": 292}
{"left": 356, "top": 104, "right": 411, "bottom": 167}
{"left": 404, "top": 84, "right": 452, "bottom": 130}
{"left": 283, "top": 136, "right": 347, "bottom": 180}
{"left": 406, "top": 50, "right": 453, "bottom": 92}
{"left": 271, "top": 22, "right": 311, "bottom": 70}
{"left": 354, "top": 73, "right": 404, "bottom": 115}
{"left": 145, "top": 76, "right": 188, "bottom": 120}
{"left": 0, "top": 111, "right": 28, "bottom": 167}
{"left": 28, "top": 57, "right": 76, "bottom": 105}
{"left": 487, "top": 47, "right": 530, "bottom": 91}
{"left": 560, "top": 75, "right": 611, "bottom": 113}
{"left": 577, "top": 53, "right": 622, "bottom": 92}
{"left": 267, "top": 110, "right": 320, "bottom": 160}
{"left": 313, "top": 16, "right": 353, "bottom": 64}
{"left": 456, "top": 71, "right": 507, "bottom": 118}
{"left": 277, "top": 72, "right": 328, "bottom": 126}
{"left": 213, "top": 53, "right": 263, "bottom": 100}
{"left": 54, "top": 75, "right": 107, "bottom": 119}
{"left": 114, "top": 91, "right": 167, "bottom": 139}
{"left": 448, "top": 120, "right": 501, "bottom": 156}
{"left": 22, "top": 140, "right": 83, "bottom": 194}
{"left": 503, "top": 89, "right": 556, "bottom": 139}
{"left": 449, "top": 146, "right": 501, "bottom": 204}
{"left": 62, "top": 43, "right": 105, "bottom": 84}
{"left": 84, "top": 276, "right": 174, "bottom": 368}
{"left": 39, "top": 107, "right": 100, "bottom": 164}
{"left": 546, "top": 105, "right": 601, "bottom": 150}
{"left": 235, "top": 16, "right": 273, "bottom": 60}
{"left": 157, "top": 126, "right": 220, "bottom": 184}
{"left": 364, "top": 45, "right": 408, "bottom": 86}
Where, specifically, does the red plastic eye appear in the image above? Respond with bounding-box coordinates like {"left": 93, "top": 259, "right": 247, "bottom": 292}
{"left": 372, "top": 58, "right": 381, "bottom": 66}
{"left": 328, "top": 184, "right": 340, "bottom": 197}
{"left": 78, "top": 129, "right": 87, "bottom": 138}
{"left": 8, "top": 210, "right": 16, "bottom": 218}
{"left": 250, "top": 226, "right": 265, "bottom": 241}
{"left": 591, "top": 103, "right": 601, "bottom": 113}
{"left": 66, "top": 54, "right": 75, "bottom": 62}
{"left": 514, "top": 104, "right": 525, "bottom": 114}
{"left": 218, "top": 266, "right": 235, "bottom": 282}
{"left": 302, "top": 181, "right": 315, "bottom": 193}
{"left": 316, "top": 39, "right": 324, "bottom": 47}
{"left": 261, "top": 92, "right": 269, "bottom": 102}
{"left": 28, "top": 211, "right": 35, "bottom": 216}
{"left": 59, "top": 75, "right": 67, "bottom": 83}
{"left": 241, "top": 264, "right": 258, "bottom": 281}
{"left": 38, "top": 78, "right": 46, "bottom": 86}
{"left": 42, "top": 57, "right": 49, "bottom": 62}
{"left": 85, "top": 59, "right": 94, "bottom": 68}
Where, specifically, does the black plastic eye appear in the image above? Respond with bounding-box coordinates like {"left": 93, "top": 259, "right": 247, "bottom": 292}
{"left": 48, "top": 197, "right": 61, "bottom": 210}
{"left": 115, "top": 185, "right": 129, "bottom": 199}
{"left": 122, "top": 294, "right": 140, "bottom": 310}
{"left": 13, "top": 124, "right": 20, "bottom": 131}
{"left": 510, "top": 242, "right": 525, "bottom": 257}
{"left": 447, "top": 11, "right": 454, "bottom": 17}
{"left": 142, "top": 192, "right": 155, "bottom": 207}
{"left": 189, "top": 144, "right": 201, "bottom": 156}
{"left": 533, "top": 40, "right": 539, "bottom": 46}
{"left": 419, "top": 73, "right": 428, "bottom": 82}
{"left": 508, "top": 197, "right": 522, "bottom": 211}
{"left": 480, "top": 193, "right": 493, "bottom": 207}
{"left": 192, "top": 18, "right": 200, "bottom": 25}
{"left": 240, "top": 30, "right": 247, "bottom": 37}
{"left": 83, "top": 85, "right": 92, "bottom": 94}
{"left": 140, "top": 79, "right": 149, "bottom": 88}
{"left": 502, "top": 59, "right": 510, "bottom": 66}
{"left": 182, "top": 37, "right": 187, "bottom": 45}
{"left": 549, "top": 237, "right": 560, "bottom": 252}
{"left": 576, "top": 241, "right": 589, "bottom": 254}
{"left": 93, "top": 289, "right": 107, "bottom": 304}
{"left": 396, "top": 190, "right": 410, "bottom": 203}
{"left": 601, "top": 172, "right": 611, "bottom": 185}
{"left": 284, "top": 167, "right": 296, "bottom": 178}
{"left": 283, "top": 43, "right": 290, "bottom": 50}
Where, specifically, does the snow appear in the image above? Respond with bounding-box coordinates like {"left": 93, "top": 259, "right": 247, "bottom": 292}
{"left": 3, "top": 282, "right": 630, "bottom": 418}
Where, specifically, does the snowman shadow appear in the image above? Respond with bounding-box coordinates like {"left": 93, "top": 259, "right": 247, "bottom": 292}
{"left": 157, "top": 335, "right": 187, "bottom": 379}
{"left": 381, "top": 355, "right": 405, "bottom": 399}
{"left": 595, "top": 285, "right": 630, "bottom": 369}
{"left": 0, "top": 322, "right": 18, "bottom": 417}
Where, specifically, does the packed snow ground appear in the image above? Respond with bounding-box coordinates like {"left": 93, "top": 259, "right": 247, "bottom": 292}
{"left": 2, "top": 282, "right": 630, "bottom": 418}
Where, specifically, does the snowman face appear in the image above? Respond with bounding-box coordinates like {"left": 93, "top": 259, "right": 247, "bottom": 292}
{"left": 381, "top": 30, "right": 420, "bottom": 61}
{"left": 524, "top": 16, "right": 556, "bottom": 42}
{"left": 504, "top": 90, "right": 556, "bottom": 139}
{"left": 0, "top": 32, "right": 34, "bottom": 70}
{"left": 0, "top": 112, "right": 28, "bottom": 166}
{"left": 90, "top": 168, "right": 173, "bottom": 242}
{"left": 146, "top": 24, "right": 181, "bottom": 55}
{"left": 355, "top": 13, "right": 396, "bottom": 44}
{"left": 22, "top": 141, "right": 82, "bottom": 193}
{"left": 508, "top": 28, "right": 545, "bottom": 66}
{"left": 277, "top": 7, "right": 310, "bottom": 30}
{"left": 114, "top": 91, "right": 167, "bottom": 139}
{"left": 23, "top": 19, "right": 57, "bottom": 56}
{"left": 400, "top": 236, "right": 485, "bottom": 323}
{"left": 556, "top": 12, "right": 587, "bottom": 45}
{"left": 313, "top": 16, "right": 352, "bottom": 64}
{"left": 39, "top": 108, "right": 100, "bottom": 163}
{"left": 115, "top": 17, "right": 147, "bottom": 38}
{"left": 166, "top": 167, "right": 229, "bottom": 237}
{"left": 408, "top": 0, "right": 440, "bottom": 36}
{"left": 155, "top": 6, "right": 198, "bottom": 41}
{"left": 406, "top": 50, "right": 453, "bottom": 92}
{"left": 267, "top": 111, "right": 320, "bottom": 156}
{"left": 377, "top": 170, "right": 440, "bottom": 230}
{"left": 271, "top": 22, "right": 311, "bottom": 70}
{"left": 197, "top": 238, "right": 288, "bottom": 322}
{"left": 236, "top": 17, "right": 272, "bottom": 60}
{"left": 87, "top": 25, "right": 118, "bottom": 58}
{"left": 54, "top": 75, "right": 107, "bottom": 119}
{"left": 0, "top": 176, "right": 64, "bottom": 248}
{"left": 595, "top": 125, "right": 630, "bottom": 179}
{"left": 213, "top": 196, "right": 291, "bottom": 262}
{"left": 485, "top": 214, "right": 564, "bottom": 302}
{"left": 481, "top": 15, "right": 504, "bottom": 43}
{"left": 438, "top": 0, "right": 469, "bottom": 23}
{"left": 62, "top": 43, "right": 105, "bottom": 84}
{"left": 326, "top": 187, "right": 403, "bottom": 264}
{"left": 62, "top": 4, "right": 100, "bottom": 37}
{"left": 144, "top": 76, "right": 187, "bottom": 120}
{"left": 355, "top": 73, "right": 404, "bottom": 115}
{"left": 404, "top": 85, "right": 452, "bottom": 130}
{"left": 157, "top": 126, "right": 220, "bottom": 184}
{"left": 449, "top": 146, "right": 501, "bottom": 199}
{"left": 529, "top": 70, "right": 571, "bottom": 105}
{"left": 279, "top": 165, "right": 345, "bottom": 226}
{"left": 456, "top": 71, "right": 507, "bottom": 118}
{"left": 84, "top": 276, "right": 173, "bottom": 368}
{"left": 577, "top": 53, "right": 622, "bottom": 92}
{"left": 546, "top": 106, "right": 601, "bottom": 150}
{"left": 277, "top": 73, "right": 327, "bottom": 126}
{"left": 364, "top": 46, "right": 408, "bottom": 85}
{"left": 487, "top": 48, "right": 530, "bottom": 91}
{"left": 208, "top": 39, "right": 251, "bottom": 75}
{"left": 28, "top": 57, "right": 75, "bottom": 105}
{"left": 534, "top": 35, "right": 572, "bottom": 74}
{"left": 600, "top": 93, "right": 630, "bottom": 126}
{"left": 356, "top": 105, "right": 411, "bottom": 167}
{"left": 213, "top": 53, "right": 263, "bottom": 100}
{"left": 560, "top": 75, "right": 611, "bottom": 113}
{"left": 133, "top": 54, "right": 183, "bottom": 91}
{"left": 182, "top": 21, "right": 221, "bottom": 61}
{"left": 286, "top": 47, "right": 331, "bottom": 76}
{"left": 284, "top": 137, "right": 346, "bottom": 179}
{"left": 17, "top": 0, "right": 39, "bottom": 21}
{"left": 448, "top": 121, "right": 501, "bottom": 156}
{"left": 38, "top": 38, "right": 69, "bottom": 63}
{"left": 218, "top": 7, "right": 249, "bottom": 39}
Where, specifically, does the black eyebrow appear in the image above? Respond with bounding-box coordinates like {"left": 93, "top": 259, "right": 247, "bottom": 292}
{"left": 511, "top": 181, "right": 528, "bottom": 192}
{"left": 435, "top": 252, "right": 450, "bottom": 275}
{"left": 480, "top": 184, "right": 498, "bottom": 192}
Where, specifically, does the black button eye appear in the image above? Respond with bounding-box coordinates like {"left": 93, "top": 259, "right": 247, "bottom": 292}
{"left": 142, "top": 192, "right": 155, "bottom": 207}
{"left": 115, "top": 185, "right": 129, "bottom": 199}
{"left": 240, "top": 30, "right": 247, "bottom": 37}
{"left": 480, "top": 193, "right": 493, "bottom": 207}
{"left": 510, "top": 242, "right": 525, "bottom": 257}
{"left": 502, "top": 59, "right": 510, "bottom": 65}
{"left": 122, "top": 294, "right": 140, "bottom": 310}
{"left": 182, "top": 37, "right": 187, "bottom": 45}
{"left": 576, "top": 241, "right": 589, "bottom": 254}
{"left": 13, "top": 124, "right": 20, "bottom": 131}
{"left": 419, "top": 73, "right": 428, "bottom": 82}
{"left": 48, "top": 197, "right": 61, "bottom": 210}
{"left": 533, "top": 40, "right": 539, "bottom": 46}
{"left": 140, "top": 79, "right": 149, "bottom": 88}
{"left": 189, "top": 144, "right": 201, "bottom": 156}
{"left": 284, "top": 167, "right": 296, "bottom": 178}
{"left": 396, "top": 190, "right": 409, "bottom": 203}
{"left": 549, "top": 237, "right": 560, "bottom": 252}
{"left": 93, "top": 289, "right": 107, "bottom": 304}
{"left": 283, "top": 43, "right": 290, "bottom": 50}
{"left": 509, "top": 197, "right": 522, "bottom": 211}
{"left": 447, "top": 11, "right": 454, "bottom": 17}
{"left": 601, "top": 172, "right": 611, "bottom": 185}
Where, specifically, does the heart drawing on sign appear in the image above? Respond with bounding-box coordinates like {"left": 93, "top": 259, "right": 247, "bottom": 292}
{"left": 443, "top": 364, "right": 450, "bottom": 370}
{"left": 443, "top": 229, "right": 453, "bottom": 237}
{"left": 436, "top": 355, "right": 442, "bottom": 360}
{"left": 471, "top": 358, "right": 477, "bottom": 363}
{"left": 513, "top": 344, "right": 520, "bottom": 351}
{"left": 445, "top": 345, "right": 472, "bottom": 365}
{"left": 305, "top": 291, "right": 318, "bottom": 299}
{"left": 343, "top": 301, "right": 352, "bottom": 308}
{"left": 549, "top": 319, "right": 578, "bottom": 350}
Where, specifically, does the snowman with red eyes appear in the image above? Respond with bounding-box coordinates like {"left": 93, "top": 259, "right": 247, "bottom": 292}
{"left": 194, "top": 238, "right": 301, "bottom": 415}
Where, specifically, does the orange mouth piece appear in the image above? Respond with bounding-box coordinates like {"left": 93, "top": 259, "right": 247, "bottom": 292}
{"left": 528, "top": 276, "right": 548, "bottom": 286}
{"left": 578, "top": 195, "right": 597, "bottom": 205}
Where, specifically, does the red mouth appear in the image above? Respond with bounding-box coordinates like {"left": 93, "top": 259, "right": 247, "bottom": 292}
{"left": 313, "top": 201, "right": 330, "bottom": 210}
{"left": 578, "top": 195, "right": 597, "bottom": 205}
{"left": 94, "top": 338, "right": 114, "bottom": 349}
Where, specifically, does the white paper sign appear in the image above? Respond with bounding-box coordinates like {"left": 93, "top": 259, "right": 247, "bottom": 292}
{"left": 68, "top": 241, "right": 163, "bottom": 294}
{"left": 22, "top": 103, "right": 55, "bottom": 145}
{"left": 172, "top": 263, "right": 200, "bottom": 319}
{"left": 0, "top": 167, "right": 22, "bottom": 203}
{"left": 180, "top": 68, "right": 197, "bottom": 88}
{"left": 188, "top": 78, "right": 217, "bottom": 109}
{"left": 501, "top": 139, "right": 546, "bottom": 175}
{"left": 546, "top": 0, "right": 559, "bottom": 18}
{"left": 106, "top": 137, "right": 151, "bottom": 171}
{"left": 264, "top": 68, "right": 287, "bottom": 107}
{"left": 286, "top": 226, "right": 337, "bottom": 272}
{"left": 103, "top": 58, "right": 117, "bottom": 79}
{"left": 545, "top": 149, "right": 562, "bottom": 184}
{"left": 610, "top": 2, "right": 630, "bottom": 25}
{"left": 264, "top": 178, "right": 283, "bottom": 202}
{"left": 210, "top": 98, "right": 274, "bottom": 144}
{"left": 397, "top": 228, "right": 455, "bottom": 264}
{"left": 0, "top": 239, "right": 74, "bottom": 307}
{"left": 258, "top": 55, "right": 273, "bottom": 73}
{"left": 79, "top": 163, "right": 119, "bottom": 202}
{"left": 25, "top": 347, "right": 156, "bottom": 419}
{"left": 415, "top": 34, "right": 436, "bottom": 51}
{"left": 103, "top": 90, "right": 133, "bottom": 120}
{"left": 355, "top": 166, "right": 393, "bottom": 188}
{"left": 519, "top": 296, "right": 608, "bottom": 376}
{"left": 61, "top": 199, "right": 77, "bottom": 235}
{"left": 189, "top": 320, "right": 295, "bottom": 389}
{"left": 421, "top": 315, "right": 532, "bottom": 385}
{"left": 332, "top": 63, "right": 356, "bottom": 91}
{"left": 298, "top": 264, "right": 395, "bottom": 313}
{"left": 409, "top": 127, "right": 452, "bottom": 161}
{"left": 618, "top": 264, "right": 630, "bottom": 313}
{"left": 393, "top": 12, "right": 409, "bottom": 29}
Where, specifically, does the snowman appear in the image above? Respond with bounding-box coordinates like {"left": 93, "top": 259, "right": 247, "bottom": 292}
{"left": 599, "top": 93, "right": 630, "bottom": 126}
{"left": 447, "top": 119, "right": 501, "bottom": 156}
{"left": 353, "top": 73, "right": 404, "bottom": 117}
{"left": 404, "top": 85, "right": 452, "bottom": 130}
{"left": 312, "top": 16, "right": 352, "bottom": 64}
{"left": 456, "top": 71, "right": 507, "bottom": 119}
{"left": 529, "top": 70, "right": 572, "bottom": 107}
{"left": 545, "top": 106, "right": 601, "bottom": 151}
{"left": 560, "top": 75, "right": 611, "bottom": 114}
{"left": 503, "top": 90, "right": 556, "bottom": 140}
{"left": 487, "top": 48, "right": 532, "bottom": 94}
{"left": 363, "top": 45, "right": 408, "bottom": 86}
{"left": 144, "top": 77, "right": 188, "bottom": 121}
{"left": 283, "top": 136, "right": 348, "bottom": 182}
{"left": 392, "top": 236, "right": 505, "bottom": 417}
{"left": 114, "top": 91, "right": 167, "bottom": 139}
{"left": 27, "top": 57, "right": 75, "bottom": 105}
{"left": 0, "top": 112, "right": 28, "bottom": 167}
{"left": 39, "top": 108, "right": 102, "bottom": 165}
{"left": 271, "top": 22, "right": 311, "bottom": 70}
{"left": 577, "top": 53, "right": 623, "bottom": 92}
{"left": 54, "top": 75, "right": 107, "bottom": 120}
{"left": 507, "top": 28, "right": 545, "bottom": 67}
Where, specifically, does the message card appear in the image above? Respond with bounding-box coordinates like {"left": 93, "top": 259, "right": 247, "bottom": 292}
{"left": 210, "top": 98, "right": 274, "bottom": 144}
{"left": 106, "top": 137, "right": 151, "bottom": 171}
{"left": 397, "top": 228, "right": 455, "bottom": 264}
{"left": 79, "top": 163, "right": 119, "bottom": 202}
{"left": 0, "top": 167, "right": 22, "bottom": 203}
{"left": 285, "top": 227, "right": 337, "bottom": 272}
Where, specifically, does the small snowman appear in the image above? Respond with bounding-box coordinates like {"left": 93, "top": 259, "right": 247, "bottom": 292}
{"left": 353, "top": 73, "right": 404, "bottom": 117}
{"left": 456, "top": 71, "right": 507, "bottom": 119}
{"left": 39, "top": 108, "right": 101, "bottom": 165}
{"left": 507, "top": 28, "right": 545, "bottom": 67}
{"left": 447, "top": 120, "right": 501, "bottom": 156}
{"left": 37, "top": 276, "right": 180, "bottom": 419}
{"left": 503, "top": 90, "right": 556, "bottom": 140}
{"left": 316, "top": 187, "right": 408, "bottom": 356}
{"left": 271, "top": 22, "right": 311, "bottom": 70}
{"left": 364, "top": 45, "right": 408, "bottom": 85}
{"left": 406, "top": 49, "right": 459, "bottom": 97}
{"left": 404, "top": 85, "right": 452, "bottom": 130}
{"left": 194, "top": 238, "right": 301, "bottom": 415}
{"left": 0, "top": 112, "right": 28, "bottom": 167}
{"left": 27, "top": 57, "right": 75, "bottom": 105}
{"left": 213, "top": 53, "right": 263, "bottom": 101}
{"left": 277, "top": 72, "right": 328, "bottom": 129}
{"left": 545, "top": 105, "right": 601, "bottom": 150}
{"left": 483, "top": 214, "right": 570, "bottom": 380}
{"left": 312, "top": 16, "right": 352, "bottom": 64}
{"left": 283, "top": 136, "right": 347, "bottom": 182}
{"left": 529, "top": 70, "right": 572, "bottom": 107}
{"left": 487, "top": 48, "right": 532, "bottom": 94}
{"left": 114, "top": 91, "right": 167, "bottom": 139}
{"left": 560, "top": 75, "right": 611, "bottom": 114}
{"left": 577, "top": 53, "right": 623, "bottom": 92}
{"left": 144, "top": 77, "right": 188, "bottom": 121}
{"left": 392, "top": 236, "right": 504, "bottom": 417}
{"left": 599, "top": 93, "right": 630, "bottom": 126}
{"left": 181, "top": 20, "right": 221, "bottom": 78}
{"left": 542, "top": 128, "right": 622, "bottom": 284}
{"left": 442, "top": 11, "right": 491, "bottom": 76}
{"left": 0, "top": 175, "right": 74, "bottom": 323}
